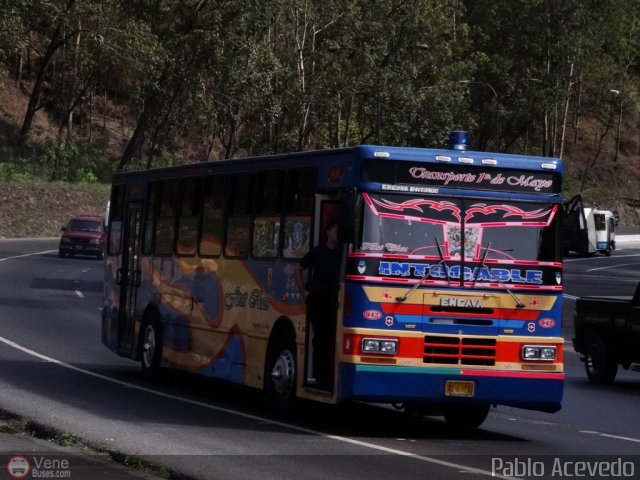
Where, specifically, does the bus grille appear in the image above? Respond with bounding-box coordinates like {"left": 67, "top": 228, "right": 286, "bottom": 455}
{"left": 423, "top": 335, "right": 496, "bottom": 366}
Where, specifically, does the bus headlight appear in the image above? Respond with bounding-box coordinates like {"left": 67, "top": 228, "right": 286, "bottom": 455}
{"left": 522, "top": 345, "right": 556, "bottom": 361}
{"left": 361, "top": 338, "right": 398, "bottom": 355}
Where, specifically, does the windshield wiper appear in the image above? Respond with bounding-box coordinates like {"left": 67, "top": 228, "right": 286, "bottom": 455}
{"left": 473, "top": 242, "right": 525, "bottom": 308}
{"left": 396, "top": 237, "right": 449, "bottom": 302}
{"left": 471, "top": 242, "right": 491, "bottom": 287}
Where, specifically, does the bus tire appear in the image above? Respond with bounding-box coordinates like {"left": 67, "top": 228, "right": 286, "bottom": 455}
{"left": 140, "top": 314, "right": 163, "bottom": 379}
{"left": 264, "top": 335, "right": 297, "bottom": 412}
{"left": 442, "top": 404, "right": 490, "bottom": 429}
{"left": 585, "top": 333, "right": 617, "bottom": 384}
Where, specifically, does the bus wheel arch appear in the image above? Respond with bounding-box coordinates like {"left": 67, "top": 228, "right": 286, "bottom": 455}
{"left": 264, "top": 318, "right": 298, "bottom": 412}
{"left": 139, "top": 307, "right": 163, "bottom": 379}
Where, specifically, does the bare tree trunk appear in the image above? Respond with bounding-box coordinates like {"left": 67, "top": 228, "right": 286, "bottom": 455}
{"left": 88, "top": 91, "right": 92, "bottom": 142}
{"left": 20, "top": 23, "right": 63, "bottom": 140}
{"left": 20, "top": 0, "right": 77, "bottom": 141}
{"left": 580, "top": 123, "right": 609, "bottom": 193}
{"left": 118, "top": 97, "right": 157, "bottom": 171}
{"left": 16, "top": 49, "right": 23, "bottom": 85}
{"left": 558, "top": 61, "right": 574, "bottom": 160}
{"left": 66, "top": 21, "right": 82, "bottom": 143}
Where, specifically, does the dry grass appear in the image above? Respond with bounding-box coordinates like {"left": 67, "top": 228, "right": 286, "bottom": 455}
{"left": 0, "top": 181, "right": 109, "bottom": 238}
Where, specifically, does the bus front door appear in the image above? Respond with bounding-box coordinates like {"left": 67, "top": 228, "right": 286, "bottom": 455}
{"left": 303, "top": 195, "right": 341, "bottom": 390}
{"left": 117, "top": 202, "right": 142, "bottom": 356}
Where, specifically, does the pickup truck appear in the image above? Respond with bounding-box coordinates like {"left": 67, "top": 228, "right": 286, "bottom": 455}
{"left": 573, "top": 282, "right": 640, "bottom": 384}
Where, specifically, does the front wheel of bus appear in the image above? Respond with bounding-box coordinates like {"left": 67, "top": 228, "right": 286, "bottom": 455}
{"left": 140, "top": 316, "right": 163, "bottom": 379}
{"left": 265, "top": 336, "right": 297, "bottom": 412}
{"left": 442, "top": 404, "right": 490, "bottom": 429}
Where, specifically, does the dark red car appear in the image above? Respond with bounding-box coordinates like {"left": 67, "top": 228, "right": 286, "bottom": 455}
{"left": 59, "top": 216, "right": 106, "bottom": 259}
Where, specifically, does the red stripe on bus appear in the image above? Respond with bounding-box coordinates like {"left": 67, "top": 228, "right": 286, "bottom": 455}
{"left": 462, "top": 370, "right": 565, "bottom": 380}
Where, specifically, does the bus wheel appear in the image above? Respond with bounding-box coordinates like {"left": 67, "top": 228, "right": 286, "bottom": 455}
{"left": 585, "top": 333, "right": 617, "bottom": 384}
{"left": 140, "top": 315, "right": 163, "bottom": 379}
{"left": 442, "top": 404, "right": 490, "bottom": 429}
{"left": 265, "top": 336, "right": 297, "bottom": 412}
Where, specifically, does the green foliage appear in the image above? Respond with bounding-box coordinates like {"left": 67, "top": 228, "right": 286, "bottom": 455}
{"left": 74, "top": 166, "right": 98, "bottom": 183}
{"left": 0, "top": 2, "right": 28, "bottom": 63}
{"left": 42, "top": 140, "right": 78, "bottom": 180}
{"left": 0, "top": 163, "right": 33, "bottom": 184}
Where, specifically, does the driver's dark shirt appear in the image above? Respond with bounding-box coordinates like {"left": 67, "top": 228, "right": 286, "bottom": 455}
{"left": 299, "top": 244, "right": 340, "bottom": 297}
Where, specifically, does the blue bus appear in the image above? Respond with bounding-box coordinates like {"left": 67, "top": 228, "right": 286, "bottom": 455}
{"left": 102, "top": 132, "right": 564, "bottom": 428}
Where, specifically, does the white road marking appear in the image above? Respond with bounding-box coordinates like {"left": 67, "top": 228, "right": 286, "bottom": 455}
{"left": 580, "top": 430, "right": 640, "bottom": 444}
{"left": 563, "top": 294, "right": 579, "bottom": 300}
{"left": 586, "top": 262, "right": 639, "bottom": 272}
{"left": 564, "top": 253, "right": 640, "bottom": 263}
{"left": 0, "top": 250, "right": 57, "bottom": 262}
{"left": 1, "top": 249, "right": 88, "bottom": 299}
{"left": 0, "top": 335, "right": 520, "bottom": 479}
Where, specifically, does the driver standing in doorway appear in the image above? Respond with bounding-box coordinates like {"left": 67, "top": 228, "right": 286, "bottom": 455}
{"left": 297, "top": 220, "right": 340, "bottom": 391}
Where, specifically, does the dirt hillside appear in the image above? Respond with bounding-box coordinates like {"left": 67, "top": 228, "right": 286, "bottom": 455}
{"left": 0, "top": 182, "right": 109, "bottom": 238}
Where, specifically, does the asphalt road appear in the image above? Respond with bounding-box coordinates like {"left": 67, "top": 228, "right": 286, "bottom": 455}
{"left": 1, "top": 238, "right": 639, "bottom": 480}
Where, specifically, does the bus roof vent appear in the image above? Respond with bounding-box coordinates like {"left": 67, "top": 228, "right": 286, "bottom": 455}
{"left": 448, "top": 130, "right": 468, "bottom": 150}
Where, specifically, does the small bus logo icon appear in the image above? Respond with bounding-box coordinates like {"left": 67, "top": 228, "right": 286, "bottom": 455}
{"left": 7, "top": 456, "right": 30, "bottom": 479}
{"left": 539, "top": 318, "right": 556, "bottom": 328}
{"left": 363, "top": 310, "right": 382, "bottom": 320}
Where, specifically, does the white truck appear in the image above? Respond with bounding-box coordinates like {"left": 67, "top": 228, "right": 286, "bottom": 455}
{"left": 563, "top": 194, "right": 616, "bottom": 256}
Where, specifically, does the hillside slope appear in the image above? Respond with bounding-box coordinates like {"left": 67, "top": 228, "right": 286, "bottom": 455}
{"left": 1, "top": 69, "right": 639, "bottom": 239}
{"left": 0, "top": 182, "right": 109, "bottom": 238}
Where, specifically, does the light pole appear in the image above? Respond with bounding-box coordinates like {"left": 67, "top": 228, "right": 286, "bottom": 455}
{"left": 610, "top": 89, "right": 622, "bottom": 162}
{"left": 459, "top": 80, "right": 500, "bottom": 150}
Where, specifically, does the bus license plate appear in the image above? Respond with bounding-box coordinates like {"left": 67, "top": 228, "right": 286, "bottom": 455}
{"left": 445, "top": 380, "right": 475, "bottom": 397}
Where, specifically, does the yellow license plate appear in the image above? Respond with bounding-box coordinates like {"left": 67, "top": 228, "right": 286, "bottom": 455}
{"left": 445, "top": 380, "right": 475, "bottom": 397}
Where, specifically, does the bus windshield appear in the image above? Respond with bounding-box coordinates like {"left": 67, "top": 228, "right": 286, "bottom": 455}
{"left": 358, "top": 193, "right": 560, "bottom": 263}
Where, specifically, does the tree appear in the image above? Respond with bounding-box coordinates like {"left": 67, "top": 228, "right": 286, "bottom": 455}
{"left": 117, "top": 0, "right": 221, "bottom": 170}
{"left": 18, "top": 0, "right": 106, "bottom": 141}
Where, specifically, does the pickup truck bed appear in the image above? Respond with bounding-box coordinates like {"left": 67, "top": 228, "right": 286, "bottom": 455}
{"left": 573, "top": 286, "right": 640, "bottom": 384}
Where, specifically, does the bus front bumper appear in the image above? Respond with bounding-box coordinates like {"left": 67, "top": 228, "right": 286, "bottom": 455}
{"left": 338, "top": 363, "right": 564, "bottom": 413}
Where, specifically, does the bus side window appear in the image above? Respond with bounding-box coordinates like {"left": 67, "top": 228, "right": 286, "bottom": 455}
{"left": 282, "top": 168, "right": 315, "bottom": 259}
{"left": 225, "top": 175, "right": 253, "bottom": 258}
{"left": 200, "top": 175, "right": 225, "bottom": 257}
{"left": 107, "top": 184, "right": 125, "bottom": 255}
{"left": 154, "top": 179, "right": 179, "bottom": 255}
{"left": 176, "top": 176, "right": 201, "bottom": 257}
{"left": 142, "top": 182, "right": 158, "bottom": 256}
{"left": 252, "top": 171, "right": 283, "bottom": 258}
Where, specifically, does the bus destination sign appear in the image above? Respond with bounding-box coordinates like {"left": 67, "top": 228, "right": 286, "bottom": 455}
{"left": 365, "top": 159, "right": 560, "bottom": 194}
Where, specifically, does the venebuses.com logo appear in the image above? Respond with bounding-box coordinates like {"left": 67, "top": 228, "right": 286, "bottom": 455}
{"left": 5, "top": 454, "right": 71, "bottom": 478}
